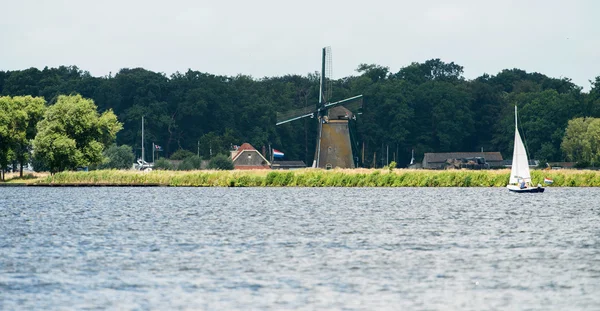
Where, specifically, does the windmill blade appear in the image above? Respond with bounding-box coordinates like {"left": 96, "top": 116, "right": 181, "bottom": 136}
{"left": 276, "top": 106, "right": 317, "bottom": 125}
{"left": 323, "top": 95, "right": 363, "bottom": 112}
{"left": 324, "top": 46, "right": 333, "bottom": 103}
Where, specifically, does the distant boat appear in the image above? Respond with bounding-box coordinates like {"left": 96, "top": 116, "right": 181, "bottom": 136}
{"left": 135, "top": 159, "right": 153, "bottom": 171}
{"left": 506, "top": 106, "right": 544, "bottom": 193}
{"left": 544, "top": 177, "right": 554, "bottom": 185}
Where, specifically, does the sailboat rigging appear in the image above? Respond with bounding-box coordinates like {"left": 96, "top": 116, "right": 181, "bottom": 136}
{"left": 506, "top": 106, "right": 544, "bottom": 193}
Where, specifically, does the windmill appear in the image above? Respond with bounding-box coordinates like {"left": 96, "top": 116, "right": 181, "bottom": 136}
{"left": 276, "top": 47, "right": 363, "bottom": 169}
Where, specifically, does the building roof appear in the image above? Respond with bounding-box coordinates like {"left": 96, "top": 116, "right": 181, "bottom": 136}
{"left": 231, "top": 142, "right": 271, "bottom": 168}
{"left": 423, "top": 152, "right": 503, "bottom": 163}
{"left": 547, "top": 162, "right": 576, "bottom": 168}
{"left": 271, "top": 160, "right": 306, "bottom": 167}
{"left": 232, "top": 143, "right": 256, "bottom": 160}
{"left": 328, "top": 105, "right": 353, "bottom": 120}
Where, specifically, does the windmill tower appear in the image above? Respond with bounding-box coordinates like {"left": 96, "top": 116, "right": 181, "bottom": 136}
{"left": 276, "top": 47, "right": 363, "bottom": 169}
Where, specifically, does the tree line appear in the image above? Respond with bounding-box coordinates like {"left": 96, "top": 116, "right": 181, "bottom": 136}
{"left": 1, "top": 60, "right": 599, "bottom": 169}
{"left": 0, "top": 94, "right": 121, "bottom": 179}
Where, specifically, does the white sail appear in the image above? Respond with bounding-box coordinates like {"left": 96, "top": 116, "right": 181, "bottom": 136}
{"left": 509, "top": 107, "right": 531, "bottom": 184}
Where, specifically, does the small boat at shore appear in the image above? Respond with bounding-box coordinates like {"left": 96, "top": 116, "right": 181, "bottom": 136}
{"left": 506, "top": 106, "right": 544, "bottom": 193}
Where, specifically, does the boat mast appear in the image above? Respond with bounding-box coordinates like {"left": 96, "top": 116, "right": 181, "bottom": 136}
{"left": 515, "top": 105, "right": 518, "bottom": 129}
{"left": 514, "top": 106, "right": 517, "bottom": 179}
{"left": 141, "top": 116, "right": 145, "bottom": 162}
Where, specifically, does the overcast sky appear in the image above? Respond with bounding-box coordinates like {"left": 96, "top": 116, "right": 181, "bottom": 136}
{"left": 1, "top": 0, "right": 598, "bottom": 90}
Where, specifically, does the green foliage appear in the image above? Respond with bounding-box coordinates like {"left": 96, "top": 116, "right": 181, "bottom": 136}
{"left": 32, "top": 94, "right": 122, "bottom": 173}
{"left": 388, "top": 161, "right": 397, "bottom": 171}
{"left": 170, "top": 149, "right": 195, "bottom": 160}
{"left": 574, "top": 161, "right": 591, "bottom": 169}
{"left": 1, "top": 61, "right": 596, "bottom": 168}
{"left": 0, "top": 95, "right": 46, "bottom": 179}
{"left": 31, "top": 152, "right": 49, "bottom": 172}
{"left": 178, "top": 155, "right": 203, "bottom": 170}
{"left": 37, "top": 169, "right": 600, "bottom": 187}
{"left": 208, "top": 154, "right": 234, "bottom": 170}
{"left": 153, "top": 158, "right": 173, "bottom": 170}
{"left": 99, "top": 145, "right": 134, "bottom": 169}
{"left": 17, "top": 173, "right": 37, "bottom": 180}
{"left": 561, "top": 117, "right": 600, "bottom": 165}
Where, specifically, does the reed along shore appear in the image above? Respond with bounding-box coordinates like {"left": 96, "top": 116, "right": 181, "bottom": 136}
{"left": 12, "top": 169, "right": 600, "bottom": 187}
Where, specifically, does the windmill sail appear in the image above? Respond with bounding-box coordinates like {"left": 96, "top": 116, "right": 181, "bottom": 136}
{"left": 324, "top": 46, "right": 333, "bottom": 103}
{"left": 509, "top": 107, "right": 531, "bottom": 184}
{"left": 324, "top": 95, "right": 363, "bottom": 112}
{"left": 276, "top": 95, "right": 363, "bottom": 125}
{"left": 276, "top": 106, "right": 316, "bottom": 125}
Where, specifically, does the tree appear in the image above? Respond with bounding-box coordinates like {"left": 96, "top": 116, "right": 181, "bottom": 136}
{"left": 0, "top": 96, "right": 46, "bottom": 180}
{"left": 394, "top": 59, "right": 464, "bottom": 84}
{"left": 561, "top": 118, "right": 591, "bottom": 162}
{"left": 0, "top": 97, "right": 15, "bottom": 180}
{"left": 589, "top": 76, "right": 600, "bottom": 117}
{"left": 587, "top": 119, "right": 600, "bottom": 165}
{"left": 356, "top": 64, "right": 390, "bottom": 83}
{"left": 12, "top": 96, "right": 46, "bottom": 176}
{"left": 153, "top": 158, "right": 173, "bottom": 170}
{"left": 177, "top": 155, "right": 203, "bottom": 170}
{"left": 494, "top": 90, "right": 583, "bottom": 161}
{"left": 99, "top": 145, "right": 135, "bottom": 169}
{"left": 410, "top": 81, "right": 474, "bottom": 152}
{"left": 208, "top": 154, "right": 234, "bottom": 170}
{"left": 561, "top": 117, "right": 600, "bottom": 165}
{"left": 170, "top": 149, "right": 195, "bottom": 160}
{"left": 33, "top": 94, "right": 122, "bottom": 173}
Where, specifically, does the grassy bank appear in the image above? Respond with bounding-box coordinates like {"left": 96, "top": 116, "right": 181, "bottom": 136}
{"left": 13, "top": 168, "right": 600, "bottom": 187}
{"left": 2, "top": 172, "right": 49, "bottom": 184}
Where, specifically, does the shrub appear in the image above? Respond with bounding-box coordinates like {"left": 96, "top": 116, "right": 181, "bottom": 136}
{"left": 178, "top": 156, "right": 203, "bottom": 170}
{"left": 208, "top": 154, "right": 234, "bottom": 170}
{"left": 99, "top": 145, "right": 135, "bottom": 169}
{"left": 170, "top": 149, "right": 196, "bottom": 160}
{"left": 153, "top": 158, "right": 173, "bottom": 170}
{"left": 388, "top": 161, "right": 397, "bottom": 171}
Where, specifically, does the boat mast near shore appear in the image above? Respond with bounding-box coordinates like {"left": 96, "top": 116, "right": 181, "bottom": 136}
{"left": 136, "top": 116, "right": 152, "bottom": 171}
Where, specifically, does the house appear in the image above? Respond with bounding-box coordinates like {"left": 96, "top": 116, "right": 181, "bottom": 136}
{"left": 422, "top": 152, "right": 504, "bottom": 169}
{"left": 546, "top": 162, "right": 576, "bottom": 169}
{"left": 271, "top": 160, "right": 307, "bottom": 170}
{"left": 230, "top": 143, "right": 271, "bottom": 170}
{"left": 502, "top": 159, "right": 540, "bottom": 168}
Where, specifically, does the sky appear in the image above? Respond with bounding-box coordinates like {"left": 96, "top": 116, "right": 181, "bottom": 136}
{"left": 1, "top": 0, "right": 599, "bottom": 90}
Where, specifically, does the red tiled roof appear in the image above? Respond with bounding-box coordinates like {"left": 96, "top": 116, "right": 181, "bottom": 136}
{"left": 233, "top": 143, "right": 256, "bottom": 159}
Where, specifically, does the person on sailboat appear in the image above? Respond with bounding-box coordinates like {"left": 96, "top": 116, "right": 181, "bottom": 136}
{"left": 519, "top": 179, "right": 526, "bottom": 189}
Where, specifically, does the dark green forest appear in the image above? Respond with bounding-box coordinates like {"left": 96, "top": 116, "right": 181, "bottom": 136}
{"left": 1, "top": 60, "right": 599, "bottom": 167}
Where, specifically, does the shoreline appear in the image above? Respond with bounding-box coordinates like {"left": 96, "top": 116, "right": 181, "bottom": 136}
{"left": 1, "top": 168, "right": 599, "bottom": 187}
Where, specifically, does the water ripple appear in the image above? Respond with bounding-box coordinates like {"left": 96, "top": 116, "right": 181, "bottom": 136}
{"left": 1, "top": 187, "right": 599, "bottom": 310}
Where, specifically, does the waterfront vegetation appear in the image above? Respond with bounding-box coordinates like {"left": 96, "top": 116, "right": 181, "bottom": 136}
{"left": 6, "top": 168, "right": 597, "bottom": 187}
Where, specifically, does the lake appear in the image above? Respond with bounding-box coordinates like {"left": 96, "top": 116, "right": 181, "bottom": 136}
{"left": 1, "top": 187, "right": 599, "bottom": 310}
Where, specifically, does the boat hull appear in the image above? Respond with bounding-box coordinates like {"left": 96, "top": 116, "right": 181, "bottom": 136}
{"left": 506, "top": 185, "right": 545, "bottom": 193}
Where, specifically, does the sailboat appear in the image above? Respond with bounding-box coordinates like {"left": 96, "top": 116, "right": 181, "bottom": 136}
{"left": 135, "top": 116, "right": 152, "bottom": 171}
{"left": 506, "top": 106, "right": 544, "bottom": 193}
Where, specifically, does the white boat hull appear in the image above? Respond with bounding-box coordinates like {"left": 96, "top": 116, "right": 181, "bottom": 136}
{"left": 506, "top": 185, "right": 545, "bottom": 193}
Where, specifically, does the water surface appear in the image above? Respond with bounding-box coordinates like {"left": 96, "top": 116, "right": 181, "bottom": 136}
{"left": 1, "top": 187, "right": 599, "bottom": 310}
